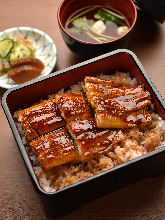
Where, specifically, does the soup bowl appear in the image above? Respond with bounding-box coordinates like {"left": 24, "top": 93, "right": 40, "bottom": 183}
{"left": 57, "top": 0, "right": 137, "bottom": 58}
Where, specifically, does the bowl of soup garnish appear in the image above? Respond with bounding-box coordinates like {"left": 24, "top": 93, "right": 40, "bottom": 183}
{"left": 57, "top": 0, "right": 137, "bottom": 58}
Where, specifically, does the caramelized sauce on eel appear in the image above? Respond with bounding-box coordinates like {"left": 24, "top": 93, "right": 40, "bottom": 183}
{"left": 17, "top": 99, "right": 65, "bottom": 141}
{"left": 67, "top": 118, "right": 124, "bottom": 162}
{"left": 84, "top": 76, "right": 152, "bottom": 128}
{"left": 55, "top": 93, "right": 93, "bottom": 122}
{"left": 16, "top": 73, "right": 152, "bottom": 171}
{"left": 30, "top": 128, "right": 79, "bottom": 171}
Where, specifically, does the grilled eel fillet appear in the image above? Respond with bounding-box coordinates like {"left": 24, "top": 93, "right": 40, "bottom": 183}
{"left": 55, "top": 93, "right": 93, "bottom": 122}
{"left": 17, "top": 99, "right": 65, "bottom": 141}
{"left": 30, "top": 128, "right": 79, "bottom": 171}
{"left": 84, "top": 75, "right": 129, "bottom": 87}
{"left": 67, "top": 118, "right": 125, "bottom": 162}
{"left": 84, "top": 82, "right": 144, "bottom": 101}
{"left": 83, "top": 76, "right": 152, "bottom": 128}
{"left": 30, "top": 119, "right": 125, "bottom": 170}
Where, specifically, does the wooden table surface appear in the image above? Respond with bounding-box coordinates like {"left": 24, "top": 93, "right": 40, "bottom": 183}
{"left": 0, "top": 1, "right": 165, "bottom": 219}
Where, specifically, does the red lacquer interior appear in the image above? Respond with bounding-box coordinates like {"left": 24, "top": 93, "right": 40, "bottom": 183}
{"left": 6, "top": 52, "right": 165, "bottom": 120}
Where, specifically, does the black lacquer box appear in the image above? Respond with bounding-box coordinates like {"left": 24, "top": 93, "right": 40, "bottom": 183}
{"left": 1, "top": 49, "right": 165, "bottom": 218}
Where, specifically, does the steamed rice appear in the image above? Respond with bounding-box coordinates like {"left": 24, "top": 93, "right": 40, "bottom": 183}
{"left": 15, "top": 72, "right": 165, "bottom": 192}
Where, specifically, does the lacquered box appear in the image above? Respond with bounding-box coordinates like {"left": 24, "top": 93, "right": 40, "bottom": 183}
{"left": 1, "top": 49, "right": 165, "bottom": 218}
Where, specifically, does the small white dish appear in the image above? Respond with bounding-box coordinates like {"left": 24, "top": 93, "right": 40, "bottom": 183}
{"left": 0, "top": 27, "right": 57, "bottom": 89}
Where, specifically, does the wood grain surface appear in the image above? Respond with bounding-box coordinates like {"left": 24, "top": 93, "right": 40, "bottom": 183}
{"left": 0, "top": 1, "right": 165, "bottom": 219}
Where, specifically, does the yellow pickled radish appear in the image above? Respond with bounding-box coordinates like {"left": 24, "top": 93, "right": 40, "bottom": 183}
{"left": 92, "top": 20, "right": 106, "bottom": 34}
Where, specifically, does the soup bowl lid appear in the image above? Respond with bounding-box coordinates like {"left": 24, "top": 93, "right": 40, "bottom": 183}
{"left": 133, "top": 0, "right": 165, "bottom": 23}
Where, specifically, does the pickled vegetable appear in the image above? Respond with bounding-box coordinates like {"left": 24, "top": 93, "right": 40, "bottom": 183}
{"left": 10, "top": 57, "right": 44, "bottom": 70}
{"left": 0, "top": 35, "right": 36, "bottom": 76}
{"left": 10, "top": 41, "right": 35, "bottom": 62}
{"left": 0, "top": 35, "right": 45, "bottom": 84}
{"left": 7, "top": 65, "right": 42, "bottom": 84}
{"left": 0, "top": 39, "right": 14, "bottom": 58}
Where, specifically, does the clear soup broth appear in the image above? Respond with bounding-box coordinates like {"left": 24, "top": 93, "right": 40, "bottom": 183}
{"left": 65, "top": 6, "right": 130, "bottom": 44}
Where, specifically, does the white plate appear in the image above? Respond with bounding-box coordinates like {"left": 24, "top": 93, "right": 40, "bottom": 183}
{"left": 0, "top": 27, "right": 57, "bottom": 89}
